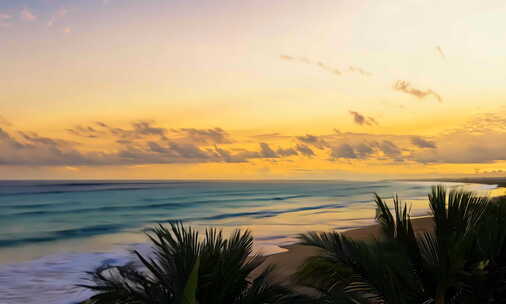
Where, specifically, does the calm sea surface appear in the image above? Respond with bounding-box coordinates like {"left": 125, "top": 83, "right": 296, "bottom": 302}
{"left": 0, "top": 180, "right": 496, "bottom": 303}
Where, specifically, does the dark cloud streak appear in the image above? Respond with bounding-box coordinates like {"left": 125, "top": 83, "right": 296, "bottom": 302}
{"left": 394, "top": 80, "right": 443, "bottom": 103}
{"left": 349, "top": 111, "right": 378, "bottom": 126}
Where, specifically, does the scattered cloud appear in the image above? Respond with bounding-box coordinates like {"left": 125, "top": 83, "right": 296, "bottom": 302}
{"left": 377, "top": 140, "right": 402, "bottom": 159}
{"left": 66, "top": 125, "right": 104, "bottom": 138}
{"left": 349, "top": 111, "right": 378, "bottom": 126}
{"left": 102, "top": 120, "right": 168, "bottom": 139}
{"left": 68, "top": 122, "right": 232, "bottom": 146}
{"left": 330, "top": 143, "right": 357, "bottom": 159}
{"left": 175, "top": 128, "right": 232, "bottom": 145}
{"left": 295, "top": 144, "right": 315, "bottom": 157}
{"left": 280, "top": 55, "right": 341, "bottom": 76}
{"left": 296, "top": 134, "right": 328, "bottom": 149}
{"left": 393, "top": 80, "right": 442, "bottom": 103}
{"left": 328, "top": 140, "right": 404, "bottom": 161}
{"left": 354, "top": 142, "right": 375, "bottom": 158}
{"left": 347, "top": 66, "right": 372, "bottom": 76}
{"left": 411, "top": 133, "right": 506, "bottom": 164}
{"left": 411, "top": 136, "right": 436, "bottom": 149}
{"left": 5, "top": 112, "right": 506, "bottom": 168}
{"left": 213, "top": 146, "right": 247, "bottom": 163}
{"left": 276, "top": 147, "right": 298, "bottom": 157}
{"left": 281, "top": 55, "right": 373, "bottom": 78}
{"left": 328, "top": 141, "right": 381, "bottom": 160}
{"left": 259, "top": 142, "right": 279, "bottom": 158}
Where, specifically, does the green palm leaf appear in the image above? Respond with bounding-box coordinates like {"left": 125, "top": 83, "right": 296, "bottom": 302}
{"left": 181, "top": 256, "right": 200, "bottom": 304}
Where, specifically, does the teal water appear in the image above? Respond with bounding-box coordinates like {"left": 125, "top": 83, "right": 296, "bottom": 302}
{"left": 0, "top": 180, "right": 495, "bottom": 303}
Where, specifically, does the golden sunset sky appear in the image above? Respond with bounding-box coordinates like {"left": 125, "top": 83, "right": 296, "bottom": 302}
{"left": 1, "top": 0, "right": 506, "bottom": 179}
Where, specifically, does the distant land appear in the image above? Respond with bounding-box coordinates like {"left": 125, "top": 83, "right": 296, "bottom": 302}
{"left": 400, "top": 177, "right": 506, "bottom": 187}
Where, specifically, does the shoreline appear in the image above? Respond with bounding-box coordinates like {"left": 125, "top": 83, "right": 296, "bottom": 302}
{"left": 257, "top": 217, "right": 434, "bottom": 282}
{"left": 398, "top": 177, "right": 506, "bottom": 188}
{"left": 260, "top": 180, "right": 506, "bottom": 282}
{"left": 260, "top": 181, "right": 506, "bottom": 282}
{"left": 1, "top": 180, "right": 503, "bottom": 304}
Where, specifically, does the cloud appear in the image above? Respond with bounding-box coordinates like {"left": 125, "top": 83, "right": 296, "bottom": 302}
{"left": 457, "top": 112, "right": 506, "bottom": 134}
{"left": 409, "top": 118, "right": 506, "bottom": 164}
{"left": 66, "top": 125, "right": 104, "bottom": 138}
{"left": 69, "top": 120, "right": 169, "bottom": 140}
{"left": 410, "top": 134, "right": 506, "bottom": 164}
{"left": 131, "top": 121, "right": 167, "bottom": 137}
{"left": 435, "top": 46, "right": 446, "bottom": 60}
{"left": 295, "top": 144, "right": 315, "bottom": 157}
{"left": 176, "top": 128, "right": 231, "bottom": 145}
{"left": 280, "top": 55, "right": 341, "bottom": 76}
{"left": 218, "top": 143, "right": 288, "bottom": 162}
{"left": 347, "top": 66, "right": 372, "bottom": 76}
{"left": 0, "top": 128, "right": 26, "bottom": 149}
{"left": 276, "top": 147, "right": 298, "bottom": 157}
{"left": 330, "top": 144, "right": 357, "bottom": 159}
{"left": 280, "top": 55, "right": 372, "bottom": 78}
{"left": 296, "top": 134, "right": 328, "bottom": 149}
{"left": 349, "top": 111, "right": 378, "bottom": 126}
{"left": 377, "top": 140, "right": 402, "bottom": 159}
{"left": 393, "top": 80, "right": 442, "bottom": 103}
{"left": 355, "top": 142, "right": 375, "bottom": 158}
{"left": 315, "top": 61, "right": 342, "bottom": 76}
{"left": 259, "top": 142, "right": 279, "bottom": 158}
{"left": 411, "top": 136, "right": 436, "bottom": 149}
{"left": 68, "top": 122, "right": 233, "bottom": 151}
{"left": 213, "top": 146, "right": 248, "bottom": 163}
{"left": 9, "top": 112, "right": 506, "bottom": 168}
{"left": 0, "top": 124, "right": 243, "bottom": 166}
{"left": 20, "top": 8, "right": 36, "bottom": 21}
{"left": 329, "top": 142, "right": 377, "bottom": 160}
{"left": 0, "top": 128, "right": 95, "bottom": 166}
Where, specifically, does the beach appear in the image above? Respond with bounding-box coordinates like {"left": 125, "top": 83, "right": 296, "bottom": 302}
{"left": 0, "top": 180, "right": 500, "bottom": 303}
{"left": 257, "top": 217, "right": 435, "bottom": 283}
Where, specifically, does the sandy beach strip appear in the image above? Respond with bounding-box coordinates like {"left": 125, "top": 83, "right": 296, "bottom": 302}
{"left": 258, "top": 216, "right": 434, "bottom": 282}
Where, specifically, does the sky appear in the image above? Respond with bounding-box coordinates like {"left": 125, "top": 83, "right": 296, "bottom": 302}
{"left": 1, "top": 0, "right": 506, "bottom": 179}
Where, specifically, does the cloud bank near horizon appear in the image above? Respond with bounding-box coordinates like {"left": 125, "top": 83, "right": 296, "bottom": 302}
{"left": 2, "top": 113, "right": 506, "bottom": 169}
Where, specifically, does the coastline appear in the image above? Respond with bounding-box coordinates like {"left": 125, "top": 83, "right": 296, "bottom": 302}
{"left": 1, "top": 180, "right": 503, "bottom": 304}
{"left": 399, "top": 177, "right": 506, "bottom": 187}
{"left": 257, "top": 217, "right": 434, "bottom": 282}
{"left": 260, "top": 180, "right": 506, "bottom": 283}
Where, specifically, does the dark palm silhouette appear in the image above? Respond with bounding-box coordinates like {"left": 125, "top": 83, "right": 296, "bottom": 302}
{"left": 297, "top": 185, "right": 506, "bottom": 303}
{"left": 80, "top": 223, "right": 305, "bottom": 304}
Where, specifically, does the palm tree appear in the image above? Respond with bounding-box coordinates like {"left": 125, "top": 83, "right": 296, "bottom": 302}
{"left": 467, "top": 195, "right": 506, "bottom": 302}
{"left": 297, "top": 185, "right": 499, "bottom": 303}
{"left": 80, "top": 222, "right": 303, "bottom": 304}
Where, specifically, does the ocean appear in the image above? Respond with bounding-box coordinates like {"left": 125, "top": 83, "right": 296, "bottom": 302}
{"left": 0, "top": 180, "right": 496, "bottom": 303}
